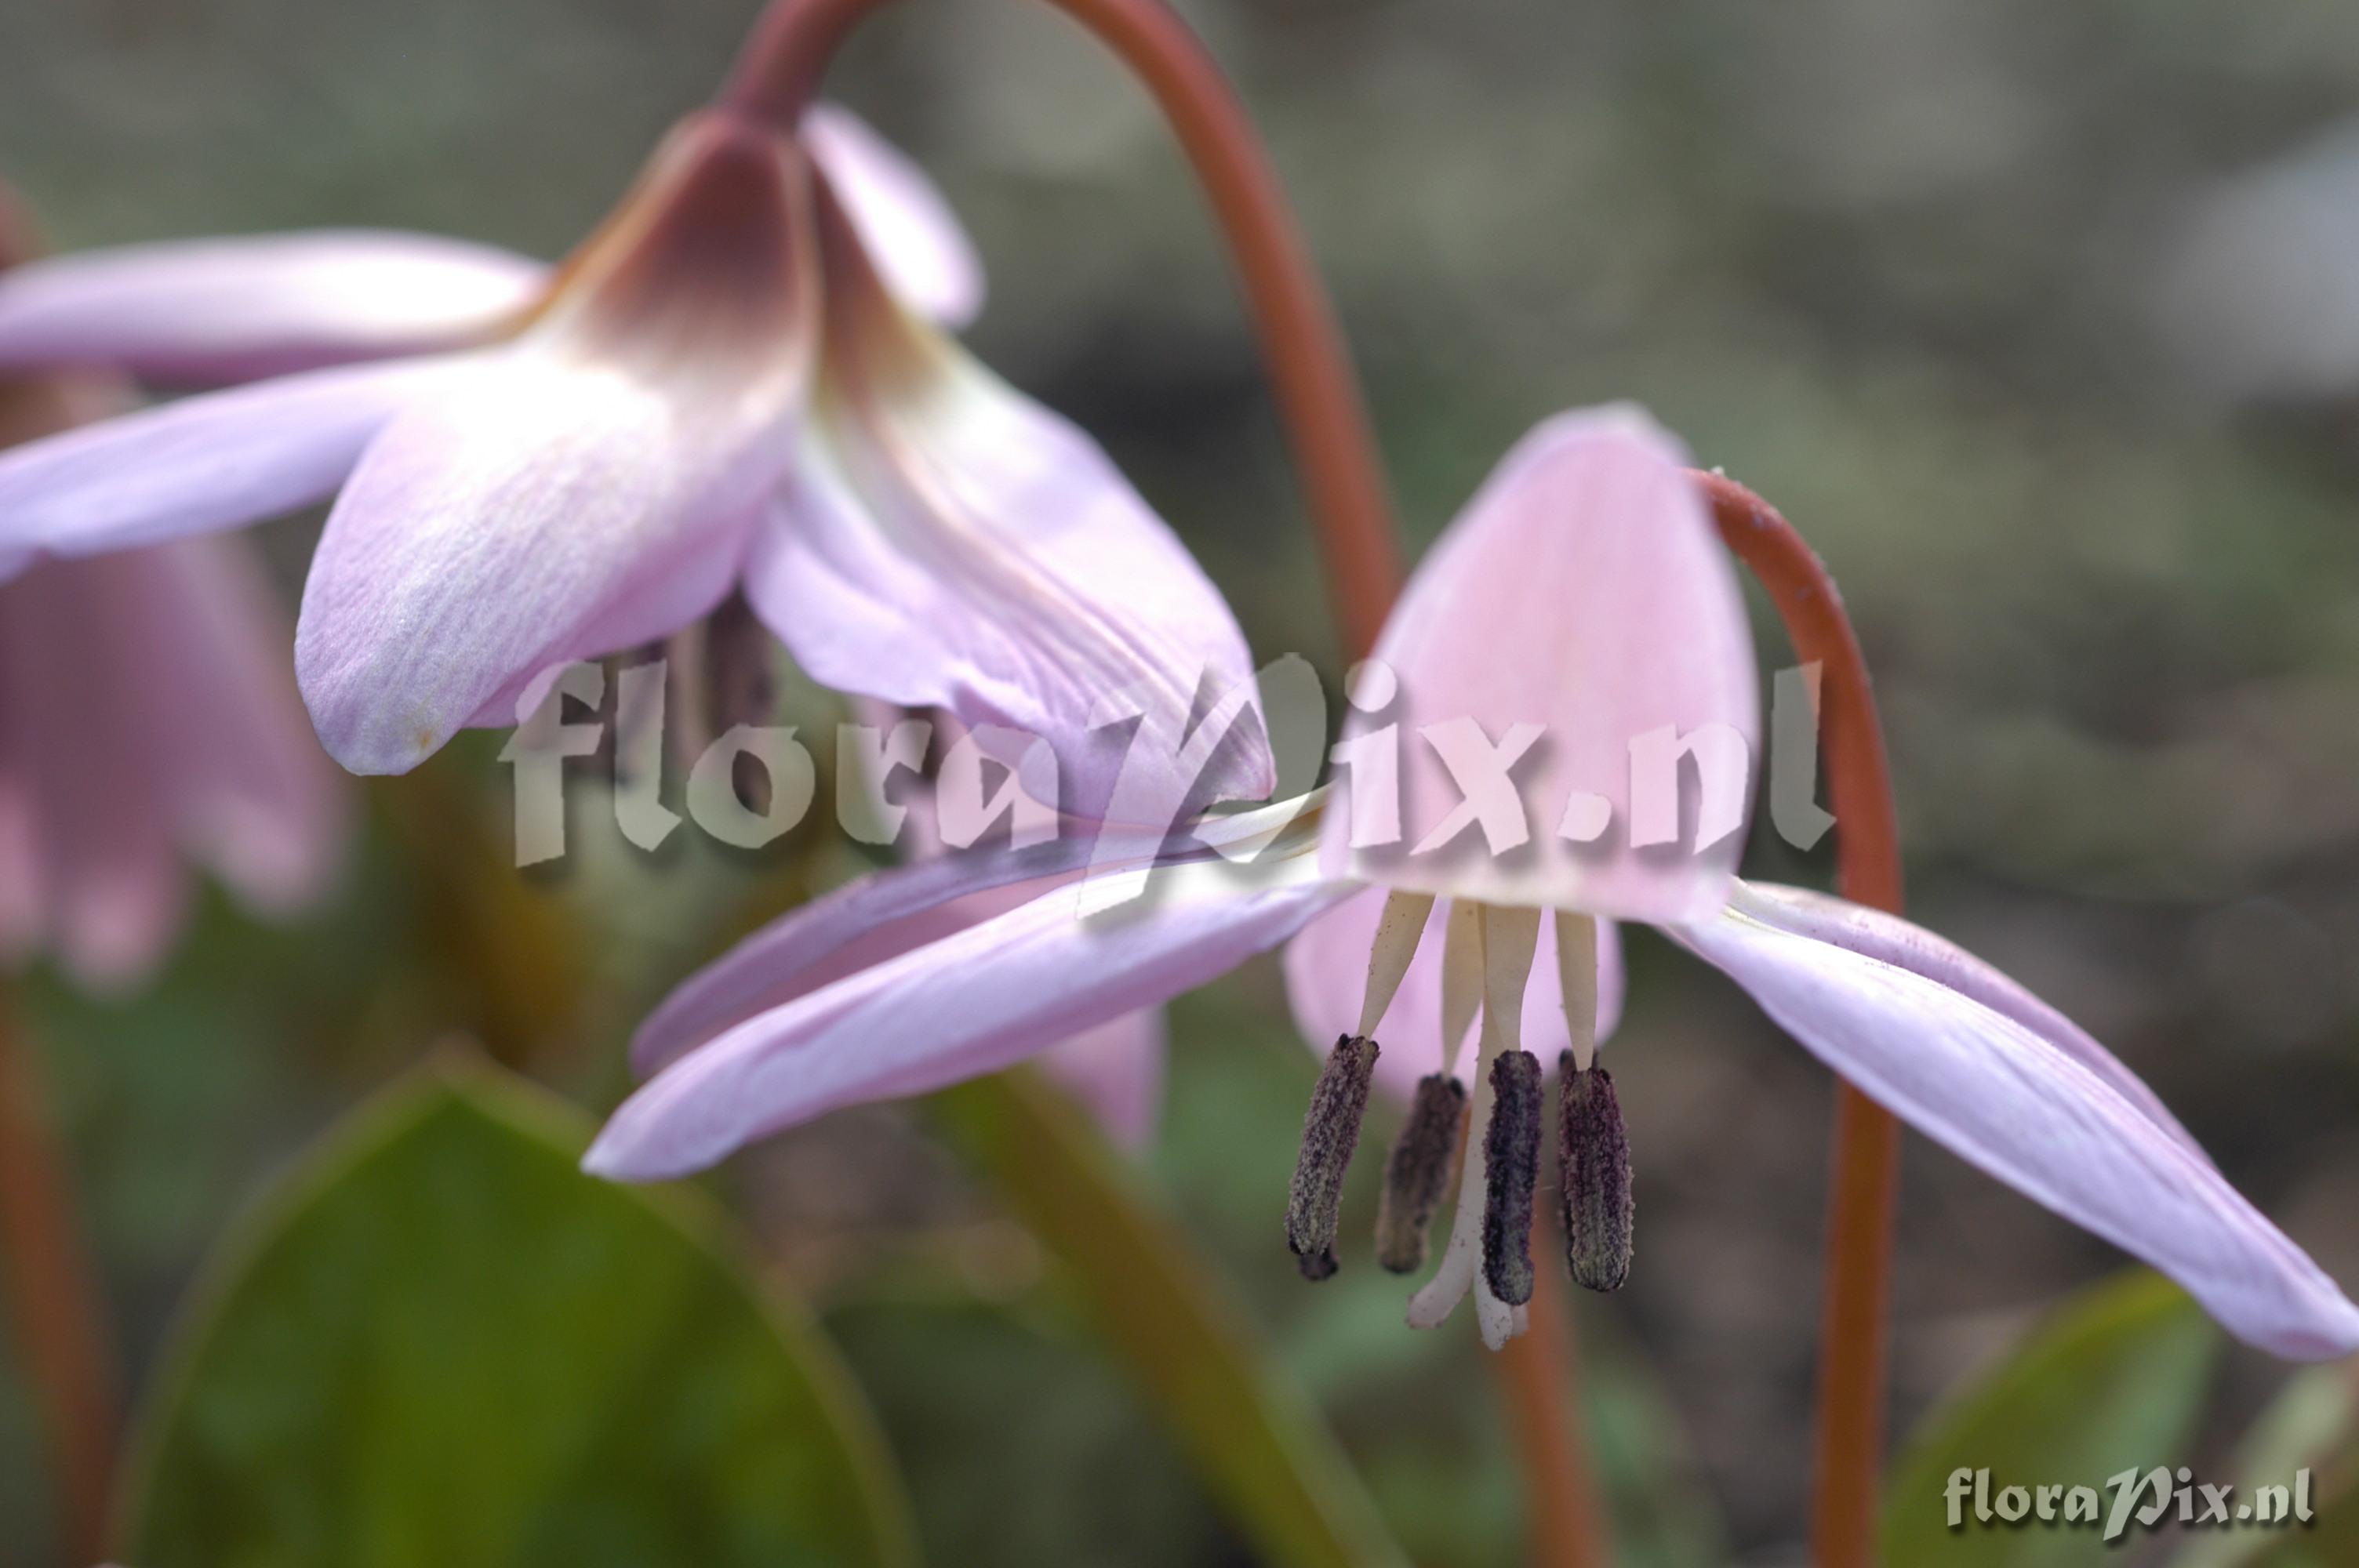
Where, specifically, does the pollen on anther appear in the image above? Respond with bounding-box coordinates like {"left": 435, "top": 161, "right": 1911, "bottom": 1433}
{"left": 1376, "top": 1073, "right": 1467, "bottom": 1273}
{"left": 1285, "top": 1034, "right": 1379, "bottom": 1281}
{"left": 1559, "top": 1054, "right": 1634, "bottom": 1292}
{"left": 1479, "top": 1050, "right": 1543, "bottom": 1306}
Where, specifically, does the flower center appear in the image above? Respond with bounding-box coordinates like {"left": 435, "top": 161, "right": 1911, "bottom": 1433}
{"left": 1281, "top": 895, "right": 1636, "bottom": 1348}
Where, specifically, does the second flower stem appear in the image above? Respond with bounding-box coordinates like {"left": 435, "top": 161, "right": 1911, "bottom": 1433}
{"left": 1698, "top": 473, "right": 1904, "bottom": 1568}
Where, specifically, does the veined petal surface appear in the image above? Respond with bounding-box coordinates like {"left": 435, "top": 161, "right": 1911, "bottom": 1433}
{"left": 1324, "top": 406, "right": 1757, "bottom": 923}
{"left": 1676, "top": 890, "right": 2359, "bottom": 1360}
{"left": 747, "top": 186, "right": 1271, "bottom": 824}
{"left": 803, "top": 106, "right": 983, "bottom": 328}
{"left": 588, "top": 852, "right": 1350, "bottom": 1181}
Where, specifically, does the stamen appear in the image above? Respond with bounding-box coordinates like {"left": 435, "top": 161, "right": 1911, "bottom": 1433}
{"left": 1553, "top": 911, "right": 1600, "bottom": 1073}
{"left": 1558, "top": 1055, "right": 1634, "bottom": 1292}
{"left": 701, "top": 591, "right": 776, "bottom": 739}
{"left": 1375, "top": 1073, "right": 1467, "bottom": 1273}
{"left": 1358, "top": 890, "right": 1438, "bottom": 1039}
{"left": 1285, "top": 1033, "right": 1379, "bottom": 1280}
{"left": 1481, "top": 1049, "right": 1543, "bottom": 1307}
{"left": 1437, "top": 899, "right": 1485, "bottom": 1075}
{"left": 1406, "top": 903, "right": 1543, "bottom": 1344}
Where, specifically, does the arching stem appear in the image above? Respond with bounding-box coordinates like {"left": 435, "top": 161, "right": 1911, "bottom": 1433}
{"left": 722, "top": 0, "right": 1404, "bottom": 659}
{"left": 1699, "top": 473, "right": 1903, "bottom": 1568}
{"left": 0, "top": 988, "right": 119, "bottom": 1564}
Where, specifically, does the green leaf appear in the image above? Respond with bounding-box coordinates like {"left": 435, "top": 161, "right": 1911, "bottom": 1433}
{"left": 2172, "top": 1365, "right": 2359, "bottom": 1568}
{"left": 119, "top": 1058, "right": 915, "bottom": 1568}
{"left": 930, "top": 1067, "right": 1412, "bottom": 1568}
{"left": 1880, "top": 1268, "right": 2220, "bottom": 1567}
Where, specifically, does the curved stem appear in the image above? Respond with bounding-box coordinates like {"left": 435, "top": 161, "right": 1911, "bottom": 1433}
{"left": 1698, "top": 473, "right": 1903, "bottom": 1568}
{"left": 1497, "top": 1269, "right": 1610, "bottom": 1568}
{"left": 0, "top": 986, "right": 119, "bottom": 1563}
{"left": 724, "top": 0, "right": 1405, "bottom": 659}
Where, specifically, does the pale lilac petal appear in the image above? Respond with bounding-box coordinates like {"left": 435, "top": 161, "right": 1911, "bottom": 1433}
{"left": 1675, "top": 890, "right": 2359, "bottom": 1359}
{"left": 587, "top": 854, "right": 1350, "bottom": 1180}
{"left": 297, "top": 115, "right": 819, "bottom": 775}
{"left": 1281, "top": 887, "right": 1623, "bottom": 1101}
{"left": 108, "top": 538, "right": 347, "bottom": 912}
{"left": 294, "top": 356, "right": 765, "bottom": 773}
{"left": 1724, "top": 883, "right": 2208, "bottom": 1163}
{"left": 1324, "top": 406, "right": 1757, "bottom": 922}
{"left": 747, "top": 184, "right": 1271, "bottom": 824}
{"left": 803, "top": 106, "right": 983, "bottom": 328}
{"left": 1041, "top": 1008, "right": 1168, "bottom": 1150}
{"left": 0, "top": 357, "right": 453, "bottom": 578}
{"left": 0, "top": 231, "right": 545, "bottom": 383}
{"left": 631, "top": 831, "right": 1138, "bottom": 1075}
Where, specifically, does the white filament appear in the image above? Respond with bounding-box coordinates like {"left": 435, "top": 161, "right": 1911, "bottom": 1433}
{"left": 1554, "top": 911, "right": 1601, "bottom": 1072}
{"left": 1358, "top": 890, "right": 1437, "bottom": 1039}
{"left": 1407, "top": 903, "right": 1544, "bottom": 1347}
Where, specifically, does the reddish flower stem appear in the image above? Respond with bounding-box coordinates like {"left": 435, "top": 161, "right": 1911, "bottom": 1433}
{"left": 1698, "top": 474, "right": 1903, "bottom": 1568}
{"left": 722, "top": 0, "right": 1405, "bottom": 661}
{"left": 0, "top": 990, "right": 119, "bottom": 1565}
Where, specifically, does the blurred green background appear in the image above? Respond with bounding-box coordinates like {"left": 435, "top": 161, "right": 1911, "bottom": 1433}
{"left": 4, "top": 0, "right": 2359, "bottom": 1563}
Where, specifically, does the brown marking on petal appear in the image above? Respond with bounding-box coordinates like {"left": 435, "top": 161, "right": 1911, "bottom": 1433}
{"left": 1285, "top": 1033, "right": 1378, "bottom": 1280}
{"left": 531, "top": 111, "right": 819, "bottom": 393}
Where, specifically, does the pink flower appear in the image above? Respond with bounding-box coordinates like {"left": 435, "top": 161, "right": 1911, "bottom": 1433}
{"left": 587, "top": 406, "right": 2359, "bottom": 1363}
{"left": 0, "top": 105, "right": 1269, "bottom": 816}
{"left": 0, "top": 207, "right": 343, "bottom": 987}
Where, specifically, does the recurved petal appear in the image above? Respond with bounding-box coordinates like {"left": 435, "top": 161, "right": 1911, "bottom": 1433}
{"left": 803, "top": 105, "right": 983, "bottom": 328}
{"left": 0, "top": 230, "right": 545, "bottom": 384}
{"left": 630, "top": 829, "right": 1143, "bottom": 1076}
{"left": 1281, "top": 887, "right": 1623, "bottom": 1101}
{"left": 0, "top": 356, "right": 453, "bottom": 579}
{"left": 587, "top": 853, "right": 1351, "bottom": 1181}
{"left": 1323, "top": 405, "right": 1757, "bottom": 923}
{"left": 1675, "top": 890, "right": 2359, "bottom": 1360}
{"left": 748, "top": 187, "right": 1270, "bottom": 823}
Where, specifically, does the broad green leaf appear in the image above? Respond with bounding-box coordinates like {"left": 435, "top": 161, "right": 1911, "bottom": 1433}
{"left": 1881, "top": 1269, "right": 2219, "bottom": 1567}
{"left": 930, "top": 1067, "right": 1411, "bottom": 1568}
{"left": 119, "top": 1059, "right": 914, "bottom": 1568}
{"left": 2173, "top": 1366, "right": 2359, "bottom": 1568}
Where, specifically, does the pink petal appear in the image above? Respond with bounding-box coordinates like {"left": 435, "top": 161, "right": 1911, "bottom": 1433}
{"left": 297, "top": 115, "right": 819, "bottom": 775}
{"left": 0, "top": 555, "right": 191, "bottom": 989}
{"left": 1675, "top": 887, "right": 2359, "bottom": 1359}
{"left": 110, "top": 538, "right": 347, "bottom": 913}
{"left": 0, "top": 356, "right": 453, "bottom": 578}
{"left": 587, "top": 854, "right": 1350, "bottom": 1180}
{"left": 1322, "top": 406, "right": 1757, "bottom": 923}
{"left": 803, "top": 106, "right": 984, "bottom": 328}
{"left": 1041, "top": 1008, "right": 1168, "bottom": 1150}
{"left": 0, "top": 231, "right": 546, "bottom": 384}
{"left": 747, "top": 184, "right": 1271, "bottom": 823}
{"left": 1281, "top": 887, "right": 1623, "bottom": 1101}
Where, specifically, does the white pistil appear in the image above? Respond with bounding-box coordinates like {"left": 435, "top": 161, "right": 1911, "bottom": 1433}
{"left": 1358, "top": 890, "right": 1438, "bottom": 1040}
{"left": 1407, "top": 903, "right": 1543, "bottom": 1349}
{"left": 1438, "top": 900, "right": 1484, "bottom": 1076}
{"left": 1555, "top": 911, "right": 1601, "bottom": 1072}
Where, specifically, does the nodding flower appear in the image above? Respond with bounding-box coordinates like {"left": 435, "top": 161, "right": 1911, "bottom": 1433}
{"left": 585, "top": 405, "right": 2359, "bottom": 1363}
{"left": 0, "top": 89, "right": 1270, "bottom": 819}
{"left": 0, "top": 187, "right": 343, "bottom": 990}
